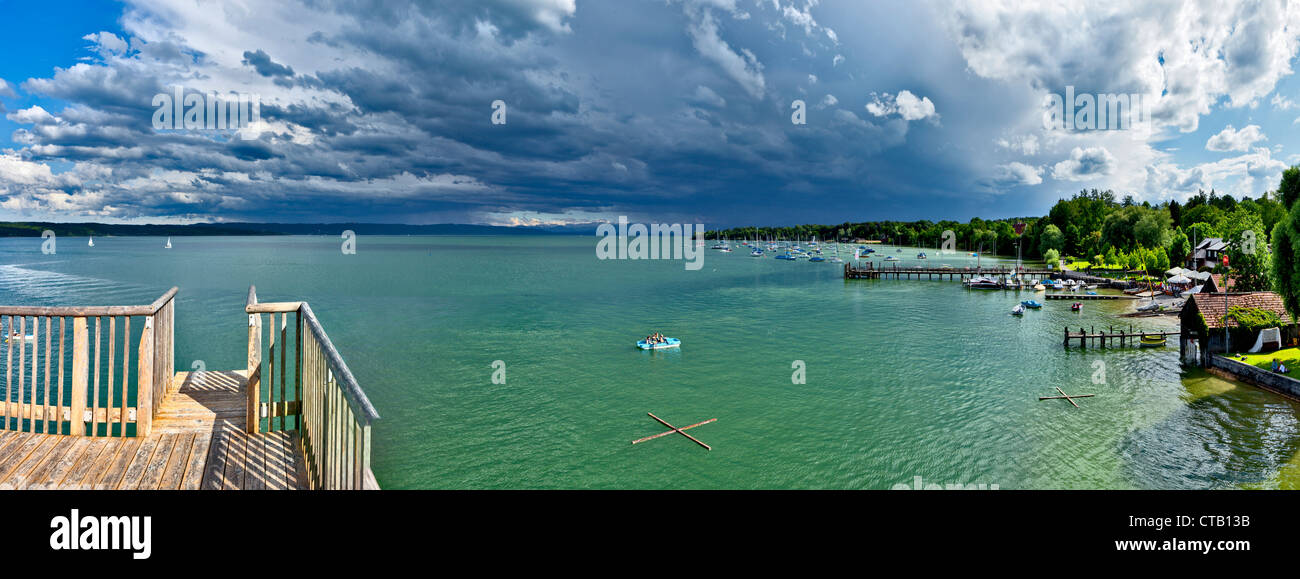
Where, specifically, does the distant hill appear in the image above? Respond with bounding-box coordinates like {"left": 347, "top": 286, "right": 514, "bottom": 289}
{"left": 0, "top": 221, "right": 597, "bottom": 237}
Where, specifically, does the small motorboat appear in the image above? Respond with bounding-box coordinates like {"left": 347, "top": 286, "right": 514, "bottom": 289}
{"left": 916, "top": 252, "right": 927, "bottom": 260}
{"left": 637, "top": 337, "right": 681, "bottom": 350}
{"left": 1020, "top": 300, "right": 1043, "bottom": 309}
{"left": 4, "top": 333, "right": 37, "bottom": 343}
{"left": 809, "top": 256, "right": 826, "bottom": 262}
{"left": 1071, "top": 302, "right": 1083, "bottom": 312}
{"left": 1135, "top": 302, "right": 1161, "bottom": 312}
{"left": 1033, "top": 283, "right": 1046, "bottom": 291}
{"left": 883, "top": 255, "right": 900, "bottom": 262}
{"left": 1012, "top": 304, "right": 1026, "bottom": 316}
{"left": 965, "top": 276, "right": 1003, "bottom": 289}
{"left": 1139, "top": 334, "right": 1166, "bottom": 347}
{"left": 750, "top": 249, "right": 764, "bottom": 257}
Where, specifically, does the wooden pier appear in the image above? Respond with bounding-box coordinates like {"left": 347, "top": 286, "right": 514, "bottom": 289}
{"left": 1063, "top": 326, "right": 1180, "bottom": 348}
{"left": 845, "top": 263, "right": 1055, "bottom": 281}
{"left": 1044, "top": 293, "right": 1135, "bottom": 300}
{"left": 0, "top": 286, "right": 379, "bottom": 490}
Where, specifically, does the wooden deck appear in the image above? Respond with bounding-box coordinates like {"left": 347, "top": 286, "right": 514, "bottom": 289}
{"left": 0, "top": 370, "right": 307, "bottom": 490}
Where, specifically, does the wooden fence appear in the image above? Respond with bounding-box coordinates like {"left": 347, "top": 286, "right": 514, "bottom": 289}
{"left": 245, "top": 286, "right": 379, "bottom": 489}
{"left": 0, "top": 288, "right": 176, "bottom": 438}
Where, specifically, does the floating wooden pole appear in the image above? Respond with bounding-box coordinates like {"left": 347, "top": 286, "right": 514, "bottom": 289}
{"left": 636, "top": 412, "right": 715, "bottom": 450}
{"left": 631, "top": 418, "right": 716, "bottom": 445}
{"left": 1038, "top": 386, "right": 1094, "bottom": 408}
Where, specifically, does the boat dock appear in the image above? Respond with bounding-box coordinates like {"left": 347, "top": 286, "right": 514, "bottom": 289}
{"left": 1063, "top": 326, "right": 1180, "bottom": 348}
{"left": 1044, "top": 293, "right": 1135, "bottom": 300}
{"left": 844, "top": 263, "right": 1055, "bottom": 281}
{"left": 0, "top": 286, "right": 378, "bottom": 490}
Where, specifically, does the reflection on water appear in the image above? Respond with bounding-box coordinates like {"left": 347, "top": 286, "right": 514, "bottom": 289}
{"left": 1121, "top": 368, "right": 1300, "bottom": 489}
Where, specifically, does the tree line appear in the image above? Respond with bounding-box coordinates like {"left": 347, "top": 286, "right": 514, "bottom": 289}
{"left": 711, "top": 168, "right": 1300, "bottom": 296}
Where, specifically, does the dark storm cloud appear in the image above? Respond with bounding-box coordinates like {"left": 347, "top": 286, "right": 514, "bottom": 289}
{"left": 241, "top": 49, "right": 295, "bottom": 78}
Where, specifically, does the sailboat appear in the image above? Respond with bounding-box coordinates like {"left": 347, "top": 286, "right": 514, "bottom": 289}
{"left": 165, "top": 236, "right": 172, "bottom": 249}
{"left": 88, "top": 237, "right": 94, "bottom": 247}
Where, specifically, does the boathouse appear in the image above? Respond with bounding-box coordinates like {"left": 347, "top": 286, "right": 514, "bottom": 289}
{"left": 1179, "top": 291, "right": 1296, "bottom": 366}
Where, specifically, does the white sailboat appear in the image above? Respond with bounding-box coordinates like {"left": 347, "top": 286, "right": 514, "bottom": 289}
{"left": 88, "top": 236, "right": 94, "bottom": 247}
{"left": 165, "top": 237, "right": 172, "bottom": 249}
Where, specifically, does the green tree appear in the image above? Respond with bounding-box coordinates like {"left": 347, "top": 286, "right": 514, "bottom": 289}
{"left": 1039, "top": 224, "right": 1065, "bottom": 255}
{"left": 1182, "top": 204, "right": 1224, "bottom": 230}
{"left": 1280, "top": 166, "right": 1300, "bottom": 209}
{"left": 1168, "top": 229, "right": 1191, "bottom": 266}
{"left": 1134, "top": 211, "right": 1171, "bottom": 249}
{"left": 1218, "top": 208, "right": 1270, "bottom": 290}
{"left": 1044, "top": 248, "right": 1060, "bottom": 268}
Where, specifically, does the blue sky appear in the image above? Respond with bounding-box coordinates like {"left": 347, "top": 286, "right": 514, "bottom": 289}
{"left": 1, "top": 0, "right": 1299, "bottom": 226}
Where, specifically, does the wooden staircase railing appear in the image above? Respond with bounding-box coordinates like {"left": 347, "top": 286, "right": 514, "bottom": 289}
{"left": 245, "top": 286, "right": 379, "bottom": 489}
{"left": 0, "top": 288, "right": 176, "bottom": 437}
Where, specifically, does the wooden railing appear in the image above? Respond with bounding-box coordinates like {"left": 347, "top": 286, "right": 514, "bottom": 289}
{"left": 0, "top": 288, "right": 176, "bottom": 438}
{"left": 245, "top": 286, "right": 379, "bottom": 489}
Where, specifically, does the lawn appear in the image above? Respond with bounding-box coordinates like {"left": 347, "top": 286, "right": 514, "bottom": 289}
{"left": 1228, "top": 347, "right": 1300, "bottom": 372}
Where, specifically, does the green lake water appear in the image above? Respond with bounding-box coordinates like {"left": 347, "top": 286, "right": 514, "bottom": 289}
{"left": 2, "top": 235, "right": 1298, "bottom": 489}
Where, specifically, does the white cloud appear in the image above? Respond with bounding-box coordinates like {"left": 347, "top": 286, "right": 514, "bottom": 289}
{"left": 7, "top": 106, "right": 57, "bottom": 125}
{"left": 1206, "top": 124, "right": 1267, "bottom": 152}
{"left": 691, "top": 85, "right": 727, "bottom": 107}
{"left": 865, "top": 90, "right": 938, "bottom": 122}
{"left": 990, "top": 162, "right": 1043, "bottom": 186}
{"left": 995, "top": 134, "right": 1039, "bottom": 155}
{"left": 1051, "top": 146, "right": 1116, "bottom": 181}
{"left": 941, "top": 0, "right": 1300, "bottom": 134}
{"left": 683, "top": 4, "right": 766, "bottom": 98}
{"left": 0, "top": 78, "right": 14, "bottom": 98}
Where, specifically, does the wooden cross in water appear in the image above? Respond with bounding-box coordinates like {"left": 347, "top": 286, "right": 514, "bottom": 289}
{"left": 1038, "top": 386, "right": 1095, "bottom": 408}
{"left": 631, "top": 412, "right": 716, "bottom": 450}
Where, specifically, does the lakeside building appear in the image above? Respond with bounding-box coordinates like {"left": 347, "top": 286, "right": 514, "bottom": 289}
{"left": 1179, "top": 291, "right": 1296, "bottom": 367}
{"left": 1188, "top": 238, "right": 1228, "bottom": 271}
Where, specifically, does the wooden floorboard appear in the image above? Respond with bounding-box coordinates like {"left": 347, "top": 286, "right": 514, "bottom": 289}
{"left": 0, "top": 370, "right": 310, "bottom": 490}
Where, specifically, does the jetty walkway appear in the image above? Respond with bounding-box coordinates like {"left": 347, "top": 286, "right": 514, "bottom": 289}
{"left": 0, "top": 286, "right": 378, "bottom": 490}
{"left": 844, "top": 262, "right": 1056, "bottom": 280}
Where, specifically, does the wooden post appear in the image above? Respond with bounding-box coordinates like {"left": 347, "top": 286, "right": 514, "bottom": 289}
{"left": 70, "top": 318, "right": 88, "bottom": 436}
{"left": 247, "top": 313, "right": 262, "bottom": 434}
{"left": 136, "top": 317, "right": 154, "bottom": 438}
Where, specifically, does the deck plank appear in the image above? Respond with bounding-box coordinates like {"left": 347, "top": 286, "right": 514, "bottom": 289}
{"left": 182, "top": 434, "right": 212, "bottom": 490}
{"left": 118, "top": 436, "right": 162, "bottom": 490}
{"left": 18, "top": 435, "right": 78, "bottom": 489}
{"left": 135, "top": 432, "right": 177, "bottom": 489}
{"left": 157, "top": 432, "right": 195, "bottom": 490}
{"left": 93, "top": 437, "right": 142, "bottom": 490}
{"left": 5, "top": 370, "right": 313, "bottom": 491}
{"left": 0, "top": 433, "right": 42, "bottom": 484}
{"left": 1, "top": 435, "right": 60, "bottom": 489}
{"left": 32, "top": 436, "right": 92, "bottom": 490}
{"left": 58, "top": 437, "right": 114, "bottom": 490}
{"left": 223, "top": 428, "right": 249, "bottom": 490}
